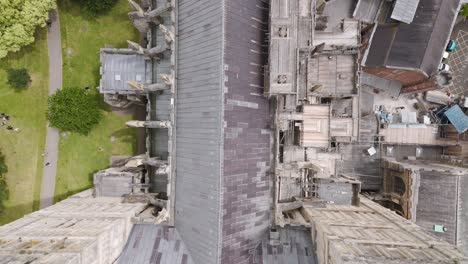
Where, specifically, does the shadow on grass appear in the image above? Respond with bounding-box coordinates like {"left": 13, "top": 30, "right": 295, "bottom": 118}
{"left": 53, "top": 185, "right": 92, "bottom": 204}
{"left": 0, "top": 183, "right": 97, "bottom": 224}
{"left": 0, "top": 200, "right": 36, "bottom": 225}
{"left": 0, "top": 29, "right": 47, "bottom": 65}
{"left": 62, "top": 0, "right": 121, "bottom": 21}
{"left": 2, "top": 83, "right": 29, "bottom": 94}
{"left": 112, "top": 128, "right": 138, "bottom": 154}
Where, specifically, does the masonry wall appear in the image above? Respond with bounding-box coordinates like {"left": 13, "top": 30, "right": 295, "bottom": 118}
{"left": 175, "top": 0, "right": 223, "bottom": 263}
{"left": 363, "top": 66, "right": 428, "bottom": 89}
{"left": 221, "top": 0, "right": 272, "bottom": 263}
{"left": 400, "top": 78, "right": 439, "bottom": 94}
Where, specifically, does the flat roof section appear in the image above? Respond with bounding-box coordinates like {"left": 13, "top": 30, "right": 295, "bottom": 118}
{"left": 308, "top": 54, "right": 357, "bottom": 95}
{"left": 301, "top": 105, "right": 330, "bottom": 148}
{"left": 314, "top": 20, "right": 360, "bottom": 48}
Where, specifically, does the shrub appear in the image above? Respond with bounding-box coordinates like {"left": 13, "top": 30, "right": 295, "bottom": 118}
{"left": 7, "top": 68, "right": 31, "bottom": 89}
{"left": 461, "top": 4, "right": 468, "bottom": 17}
{"left": 76, "top": 0, "right": 118, "bottom": 17}
{"left": 47, "top": 87, "right": 102, "bottom": 135}
{"left": 0, "top": 151, "right": 9, "bottom": 213}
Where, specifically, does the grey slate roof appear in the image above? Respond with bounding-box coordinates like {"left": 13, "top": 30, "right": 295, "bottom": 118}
{"left": 221, "top": 0, "right": 272, "bottom": 263}
{"left": 100, "top": 52, "right": 152, "bottom": 93}
{"left": 117, "top": 224, "right": 194, "bottom": 264}
{"left": 148, "top": 0, "right": 173, "bottom": 193}
{"left": 365, "top": 0, "right": 461, "bottom": 76}
{"left": 174, "top": 0, "right": 272, "bottom": 263}
{"left": 174, "top": 0, "right": 223, "bottom": 263}
{"left": 391, "top": 0, "right": 421, "bottom": 24}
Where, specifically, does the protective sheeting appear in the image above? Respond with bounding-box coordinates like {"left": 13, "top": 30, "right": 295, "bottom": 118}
{"left": 445, "top": 105, "right": 468, "bottom": 134}
{"left": 391, "top": 0, "right": 421, "bottom": 24}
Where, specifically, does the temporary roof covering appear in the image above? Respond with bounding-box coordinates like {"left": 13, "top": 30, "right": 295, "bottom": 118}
{"left": 445, "top": 105, "right": 468, "bottom": 134}
{"left": 391, "top": 0, "right": 421, "bottom": 24}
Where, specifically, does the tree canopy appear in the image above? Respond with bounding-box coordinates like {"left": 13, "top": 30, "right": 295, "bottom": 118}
{"left": 0, "top": 0, "right": 56, "bottom": 58}
{"left": 7, "top": 68, "right": 31, "bottom": 90}
{"left": 47, "top": 87, "right": 102, "bottom": 135}
{"left": 75, "top": 0, "right": 118, "bottom": 17}
{"left": 461, "top": 4, "right": 468, "bottom": 17}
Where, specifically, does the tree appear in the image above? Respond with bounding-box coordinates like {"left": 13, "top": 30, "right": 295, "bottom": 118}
{"left": 76, "top": 0, "right": 118, "bottom": 17}
{"left": 0, "top": 150, "right": 9, "bottom": 213}
{"left": 461, "top": 4, "right": 468, "bottom": 17}
{"left": 7, "top": 68, "right": 31, "bottom": 89}
{"left": 0, "top": 0, "right": 56, "bottom": 58}
{"left": 47, "top": 87, "right": 102, "bottom": 135}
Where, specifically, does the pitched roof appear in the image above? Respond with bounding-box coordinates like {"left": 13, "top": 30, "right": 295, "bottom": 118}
{"left": 364, "top": 0, "right": 461, "bottom": 76}
{"left": 353, "top": 0, "right": 383, "bottom": 23}
{"left": 117, "top": 224, "right": 194, "bottom": 264}
{"left": 99, "top": 50, "right": 152, "bottom": 94}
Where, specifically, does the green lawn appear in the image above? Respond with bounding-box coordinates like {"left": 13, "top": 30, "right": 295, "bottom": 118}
{"left": 0, "top": 29, "right": 49, "bottom": 224}
{"left": 55, "top": 0, "right": 138, "bottom": 201}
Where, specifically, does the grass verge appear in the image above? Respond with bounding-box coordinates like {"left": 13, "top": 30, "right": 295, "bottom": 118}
{"left": 55, "top": 0, "right": 138, "bottom": 201}
{"left": 0, "top": 29, "right": 49, "bottom": 224}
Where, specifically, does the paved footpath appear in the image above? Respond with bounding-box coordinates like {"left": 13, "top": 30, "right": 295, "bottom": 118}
{"left": 39, "top": 9, "right": 62, "bottom": 209}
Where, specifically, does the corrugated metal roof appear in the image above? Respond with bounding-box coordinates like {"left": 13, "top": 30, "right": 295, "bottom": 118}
{"left": 391, "top": 0, "right": 421, "bottom": 24}
{"left": 445, "top": 105, "right": 468, "bottom": 133}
